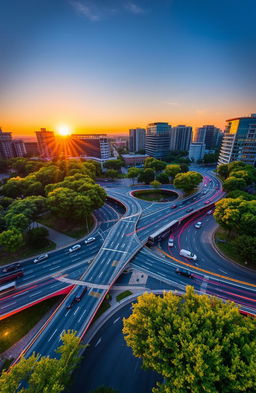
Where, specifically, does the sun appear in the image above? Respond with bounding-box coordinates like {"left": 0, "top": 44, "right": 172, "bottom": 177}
{"left": 57, "top": 125, "right": 71, "bottom": 137}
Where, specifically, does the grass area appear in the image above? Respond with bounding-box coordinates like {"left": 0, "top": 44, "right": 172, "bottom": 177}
{"left": 0, "top": 297, "right": 61, "bottom": 354}
{"left": 214, "top": 227, "right": 255, "bottom": 269}
{"left": 92, "top": 300, "right": 111, "bottom": 323}
{"left": 0, "top": 240, "right": 56, "bottom": 266}
{"left": 116, "top": 290, "right": 132, "bottom": 302}
{"left": 133, "top": 189, "right": 177, "bottom": 202}
{"left": 38, "top": 213, "right": 94, "bottom": 239}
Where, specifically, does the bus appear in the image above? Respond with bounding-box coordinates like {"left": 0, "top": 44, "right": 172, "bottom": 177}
{"left": 0, "top": 281, "right": 16, "bottom": 297}
{"left": 147, "top": 220, "right": 178, "bottom": 246}
{"left": 0, "top": 269, "right": 23, "bottom": 285}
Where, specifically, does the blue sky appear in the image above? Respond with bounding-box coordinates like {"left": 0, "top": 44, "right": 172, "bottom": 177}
{"left": 0, "top": 0, "right": 255, "bottom": 135}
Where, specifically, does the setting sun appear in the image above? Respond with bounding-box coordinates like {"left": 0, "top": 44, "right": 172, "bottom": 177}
{"left": 57, "top": 125, "right": 71, "bottom": 136}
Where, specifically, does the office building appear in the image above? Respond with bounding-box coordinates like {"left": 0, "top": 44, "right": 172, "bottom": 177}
{"left": 194, "top": 125, "right": 222, "bottom": 150}
{"left": 12, "top": 139, "right": 26, "bottom": 157}
{"left": 24, "top": 141, "right": 40, "bottom": 157}
{"left": 129, "top": 128, "right": 146, "bottom": 152}
{"left": 70, "top": 134, "right": 111, "bottom": 160}
{"left": 189, "top": 142, "right": 205, "bottom": 162}
{"left": 122, "top": 154, "right": 149, "bottom": 166}
{"left": 145, "top": 122, "right": 171, "bottom": 159}
{"left": 169, "top": 125, "right": 192, "bottom": 152}
{"left": 35, "top": 128, "right": 56, "bottom": 158}
{"left": 218, "top": 114, "right": 256, "bottom": 166}
{"left": 0, "top": 128, "right": 14, "bottom": 159}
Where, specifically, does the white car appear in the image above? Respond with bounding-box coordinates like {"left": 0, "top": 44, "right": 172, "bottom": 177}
{"left": 195, "top": 222, "right": 202, "bottom": 229}
{"left": 69, "top": 244, "right": 81, "bottom": 253}
{"left": 179, "top": 249, "right": 197, "bottom": 261}
{"left": 84, "top": 237, "right": 96, "bottom": 245}
{"left": 168, "top": 237, "right": 174, "bottom": 247}
{"left": 34, "top": 254, "right": 49, "bottom": 264}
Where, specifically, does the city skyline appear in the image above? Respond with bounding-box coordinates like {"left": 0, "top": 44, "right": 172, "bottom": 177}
{"left": 1, "top": 0, "right": 256, "bottom": 136}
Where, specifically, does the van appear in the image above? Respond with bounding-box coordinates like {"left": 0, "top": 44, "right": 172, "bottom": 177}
{"left": 179, "top": 249, "right": 197, "bottom": 261}
{"left": 75, "top": 286, "right": 87, "bottom": 302}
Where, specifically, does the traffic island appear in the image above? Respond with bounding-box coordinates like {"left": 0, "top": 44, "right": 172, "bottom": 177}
{"left": 131, "top": 189, "right": 178, "bottom": 202}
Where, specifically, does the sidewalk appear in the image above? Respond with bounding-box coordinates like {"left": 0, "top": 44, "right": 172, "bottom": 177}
{"left": 36, "top": 222, "right": 74, "bottom": 248}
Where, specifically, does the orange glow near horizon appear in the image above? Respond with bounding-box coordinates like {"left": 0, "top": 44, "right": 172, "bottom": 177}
{"left": 57, "top": 125, "right": 71, "bottom": 137}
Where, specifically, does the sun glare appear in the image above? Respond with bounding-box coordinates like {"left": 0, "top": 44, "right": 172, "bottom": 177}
{"left": 57, "top": 125, "right": 71, "bottom": 137}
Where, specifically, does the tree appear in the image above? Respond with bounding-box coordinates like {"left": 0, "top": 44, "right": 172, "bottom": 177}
{"left": 173, "top": 171, "right": 203, "bottom": 192}
{"left": 0, "top": 330, "right": 82, "bottom": 393}
{"left": 214, "top": 198, "right": 256, "bottom": 236}
{"left": 232, "top": 235, "right": 256, "bottom": 265}
{"left": 216, "top": 163, "right": 229, "bottom": 179}
{"left": 0, "top": 228, "right": 24, "bottom": 252}
{"left": 138, "top": 168, "right": 155, "bottom": 184}
{"left": 223, "top": 176, "right": 247, "bottom": 192}
{"left": 5, "top": 213, "right": 30, "bottom": 232}
{"left": 150, "top": 180, "right": 161, "bottom": 188}
{"left": 1, "top": 177, "right": 27, "bottom": 198}
{"left": 90, "top": 388, "right": 118, "bottom": 393}
{"left": 123, "top": 287, "right": 256, "bottom": 393}
{"left": 145, "top": 158, "right": 166, "bottom": 172}
{"left": 179, "top": 163, "right": 189, "bottom": 173}
{"left": 127, "top": 167, "right": 141, "bottom": 184}
{"left": 227, "top": 190, "right": 256, "bottom": 200}
{"left": 0, "top": 159, "right": 9, "bottom": 173}
{"left": 105, "top": 169, "right": 119, "bottom": 179}
{"left": 203, "top": 152, "right": 218, "bottom": 163}
{"left": 104, "top": 159, "right": 123, "bottom": 171}
{"left": 35, "top": 165, "right": 63, "bottom": 186}
{"left": 165, "top": 164, "right": 181, "bottom": 179}
{"left": 26, "top": 227, "right": 49, "bottom": 248}
{"left": 156, "top": 172, "right": 169, "bottom": 184}
{"left": 47, "top": 187, "right": 78, "bottom": 219}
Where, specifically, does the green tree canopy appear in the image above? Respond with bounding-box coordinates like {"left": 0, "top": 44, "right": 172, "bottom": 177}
{"left": 105, "top": 169, "right": 119, "bottom": 179}
{"left": 165, "top": 164, "right": 181, "bottom": 178}
{"left": 127, "top": 167, "right": 141, "bottom": 184}
{"left": 216, "top": 164, "right": 229, "bottom": 179}
{"left": 232, "top": 234, "right": 256, "bottom": 265}
{"left": 156, "top": 172, "right": 169, "bottom": 184}
{"left": 223, "top": 176, "right": 247, "bottom": 192}
{"left": 0, "top": 228, "right": 24, "bottom": 252}
{"left": 214, "top": 197, "right": 256, "bottom": 235}
{"left": 123, "top": 287, "right": 256, "bottom": 393}
{"left": 150, "top": 180, "right": 161, "bottom": 188}
{"left": 0, "top": 330, "right": 81, "bottom": 393}
{"left": 145, "top": 158, "right": 166, "bottom": 172}
{"left": 138, "top": 168, "right": 155, "bottom": 184}
{"left": 173, "top": 171, "right": 203, "bottom": 192}
{"left": 104, "top": 159, "right": 123, "bottom": 170}
{"left": 26, "top": 227, "right": 49, "bottom": 248}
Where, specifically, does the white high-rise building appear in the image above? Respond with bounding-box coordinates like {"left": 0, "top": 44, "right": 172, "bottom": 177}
{"left": 129, "top": 128, "right": 145, "bottom": 152}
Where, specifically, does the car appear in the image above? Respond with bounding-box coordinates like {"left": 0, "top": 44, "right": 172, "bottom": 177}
{"left": 186, "top": 208, "right": 193, "bottom": 213}
{"left": 75, "top": 286, "right": 87, "bottom": 301}
{"left": 84, "top": 237, "right": 96, "bottom": 245}
{"left": 176, "top": 268, "right": 193, "bottom": 278}
{"left": 170, "top": 204, "right": 177, "bottom": 209}
{"left": 195, "top": 221, "right": 202, "bottom": 229}
{"left": 33, "top": 254, "right": 49, "bottom": 264}
{"left": 69, "top": 244, "right": 81, "bottom": 253}
{"left": 168, "top": 237, "right": 174, "bottom": 247}
{"left": 179, "top": 249, "right": 197, "bottom": 261}
{"left": 204, "top": 200, "right": 210, "bottom": 205}
{"left": 66, "top": 297, "right": 76, "bottom": 309}
{"left": 203, "top": 191, "right": 207, "bottom": 195}
{"left": 2, "top": 263, "right": 21, "bottom": 273}
{"left": 207, "top": 210, "right": 213, "bottom": 215}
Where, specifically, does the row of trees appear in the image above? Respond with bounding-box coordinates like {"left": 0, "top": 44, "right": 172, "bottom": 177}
{"left": 123, "top": 287, "right": 256, "bottom": 393}
{"left": 217, "top": 161, "right": 256, "bottom": 192}
{"left": 0, "top": 331, "right": 81, "bottom": 393}
{"left": 0, "top": 160, "right": 106, "bottom": 253}
{"left": 215, "top": 161, "right": 256, "bottom": 265}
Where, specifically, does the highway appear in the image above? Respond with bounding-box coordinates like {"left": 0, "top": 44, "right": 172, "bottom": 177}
{"left": 1, "top": 166, "right": 255, "bottom": 365}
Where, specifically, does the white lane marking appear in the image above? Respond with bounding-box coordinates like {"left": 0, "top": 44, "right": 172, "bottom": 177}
{"left": 113, "top": 317, "right": 120, "bottom": 324}
{"left": 78, "top": 308, "right": 87, "bottom": 323}
{"left": 219, "top": 269, "right": 228, "bottom": 274}
{"left": 65, "top": 310, "right": 70, "bottom": 317}
{"left": 49, "top": 283, "right": 60, "bottom": 288}
{"left": 48, "top": 328, "right": 57, "bottom": 342}
{"left": 49, "top": 266, "right": 60, "bottom": 271}
{"left": 102, "top": 248, "right": 127, "bottom": 253}
{"left": 74, "top": 306, "right": 80, "bottom": 315}
{"left": 0, "top": 302, "right": 16, "bottom": 309}
{"left": 95, "top": 338, "right": 102, "bottom": 347}
{"left": 29, "top": 291, "right": 42, "bottom": 297}
{"left": 200, "top": 276, "right": 209, "bottom": 294}
{"left": 13, "top": 290, "right": 29, "bottom": 297}
{"left": 98, "top": 272, "right": 103, "bottom": 278}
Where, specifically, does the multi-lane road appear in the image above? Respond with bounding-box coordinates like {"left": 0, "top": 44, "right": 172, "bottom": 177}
{"left": 1, "top": 166, "right": 256, "bottom": 362}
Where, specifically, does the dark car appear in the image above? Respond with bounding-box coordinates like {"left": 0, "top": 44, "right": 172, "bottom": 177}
{"left": 176, "top": 268, "right": 193, "bottom": 278}
{"left": 2, "top": 263, "right": 21, "bottom": 273}
{"left": 204, "top": 200, "right": 210, "bottom": 205}
{"left": 186, "top": 208, "right": 193, "bottom": 213}
{"left": 170, "top": 204, "right": 177, "bottom": 209}
{"left": 66, "top": 297, "right": 76, "bottom": 309}
{"left": 75, "top": 286, "right": 87, "bottom": 302}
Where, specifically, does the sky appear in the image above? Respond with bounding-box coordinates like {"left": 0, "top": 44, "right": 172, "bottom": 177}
{"left": 0, "top": 0, "right": 256, "bottom": 137}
